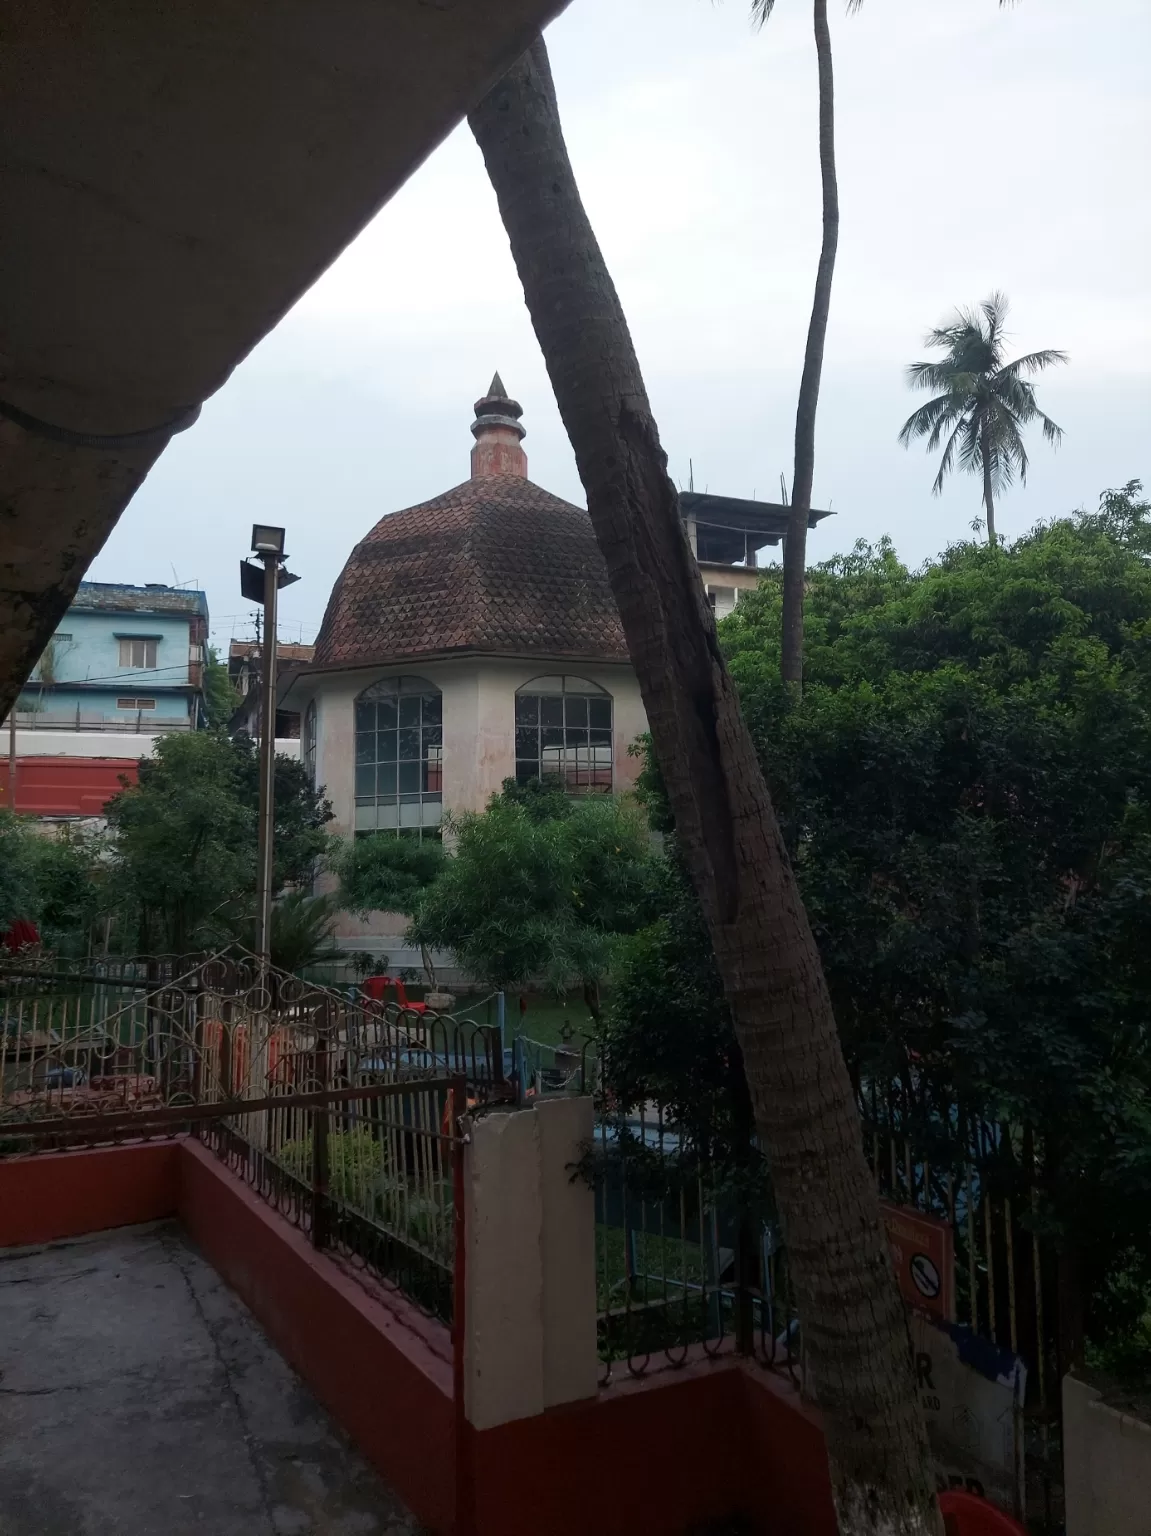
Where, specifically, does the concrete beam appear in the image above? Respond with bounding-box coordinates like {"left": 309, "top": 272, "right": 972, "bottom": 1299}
{"left": 0, "top": 0, "right": 566, "bottom": 715}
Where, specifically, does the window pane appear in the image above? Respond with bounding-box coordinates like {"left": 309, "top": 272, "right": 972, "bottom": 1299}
{"left": 422, "top": 723, "right": 442, "bottom": 748}
{"left": 515, "top": 727, "right": 538, "bottom": 758}
{"left": 565, "top": 726, "right": 587, "bottom": 748}
{"left": 588, "top": 698, "right": 612, "bottom": 730}
{"left": 378, "top": 730, "right": 397, "bottom": 762}
{"left": 377, "top": 802, "right": 399, "bottom": 829}
{"left": 589, "top": 729, "right": 612, "bottom": 748}
{"left": 398, "top": 760, "right": 420, "bottom": 794}
{"left": 355, "top": 732, "right": 376, "bottom": 764}
{"left": 355, "top": 702, "right": 375, "bottom": 733}
{"left": 398, "top": 695, "right": 421, "bottom": 728}
{"left": 377, "top": 698, "right": 398, "bottom": 731}
{"left": 541, "top": 696, "right": 563, "bottom": 728}
{"left": 422, "top": 694, "right": 441, "bottom": 725}
{"left": 354, "top": 804, "right": 379, "bottom": 832}
{"left": 399, "top": 799, "right": 423, "bottom": 827}
{"left": 355, "top": 764, "right": 376, "bottom": 797}
{"left": 542, "top": 726, "right": 565, "bottom": 750}
{"left": 398, "top": 727, "right": 420, "bottom": 760}
{"left": 515, "top": 761, "right": 538, "bottom": 784}
{"left": 377, "top": 763, "right": 397, "bottom": 799}
{"left": 515, "top": 696, "right": 538, "bottom": 726}
{"left": 424, "top": 749, "right": 442, "bottom": 793}
{"left": 564, "top": 695, "right": 588, "bottom": 727}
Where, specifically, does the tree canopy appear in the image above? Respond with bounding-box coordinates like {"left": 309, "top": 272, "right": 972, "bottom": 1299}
{"left": 628, "top": 482, "right": 1151, "bottom": 1362}
{"left": 104, "top": 731, "right": 332, "bottom": 954}
{"left": 409, "top": 783, "right": 662, "bottom": 1003}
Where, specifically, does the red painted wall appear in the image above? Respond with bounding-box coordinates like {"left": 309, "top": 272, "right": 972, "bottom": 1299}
{"left": 0, "top": 756, "right": 139, "bottom": 817}
{"left": 0, "top": 1141, "right": 180, "bottom": 1247}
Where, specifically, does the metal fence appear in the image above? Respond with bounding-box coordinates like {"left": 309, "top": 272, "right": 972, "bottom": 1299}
{"left": 589, "top": 1084, "right": 1063, "bottom": 1529}
{"left": 590, "top": 1100, "right": 799, "bottom": 1388}
{"left": 0, "top": 950, "right": 501, "bottom": 1325}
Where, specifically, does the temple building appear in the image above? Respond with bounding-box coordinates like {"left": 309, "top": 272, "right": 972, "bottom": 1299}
{"left": 282, "top": 376, "right": 827, "bottom": 972}
{"left": 282, "top": 377, "right": 648, "bottom": 850}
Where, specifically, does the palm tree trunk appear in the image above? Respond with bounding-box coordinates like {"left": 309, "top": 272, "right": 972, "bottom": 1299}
{"left": 980, "top": 413, "right": 997, "bottom": 546}
{"left": 470, "top": 40, "right": 941, "bottom": 1536}
{"left": 782, "top": 0, "right": 840, "bottom": 690}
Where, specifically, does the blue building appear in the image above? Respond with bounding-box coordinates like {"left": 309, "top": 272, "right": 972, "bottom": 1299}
{"left": 16, "top": 583, "right": 210, "bottom": 733}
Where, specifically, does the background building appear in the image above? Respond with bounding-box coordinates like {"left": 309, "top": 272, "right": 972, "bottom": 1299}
{"left": 15, "top": 582, "right": 209, "bottom": 734}
{"left": 283, "top": 377, "right": 649, "bottom": 848}
{"left": 2, "top": 582, "right": 209, "bottom": 824}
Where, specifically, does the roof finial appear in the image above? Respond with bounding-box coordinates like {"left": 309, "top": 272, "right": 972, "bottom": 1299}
{"left": 470, "top": 374, "right": 527, "bottom": 479}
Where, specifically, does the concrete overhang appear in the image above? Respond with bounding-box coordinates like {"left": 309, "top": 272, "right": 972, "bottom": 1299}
{"left": 0, "top": 0, "right": 567, "bottom": 717}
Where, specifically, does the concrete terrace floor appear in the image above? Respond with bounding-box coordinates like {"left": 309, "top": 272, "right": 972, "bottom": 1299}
{"left": 0, "top": 1222, "right": 423, "bottom": 1536}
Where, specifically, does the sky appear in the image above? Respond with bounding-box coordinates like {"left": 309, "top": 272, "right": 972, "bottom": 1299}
{"left": 88, "top": 0, "right": 1151, "bottom": 654}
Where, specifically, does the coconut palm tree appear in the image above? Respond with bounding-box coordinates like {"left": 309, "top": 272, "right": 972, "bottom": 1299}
{"left": 899, "top": 292, "right": 1067, "bottom": 544}
{"left": 470, "top": 39, "right": 942, "bottom": 1536}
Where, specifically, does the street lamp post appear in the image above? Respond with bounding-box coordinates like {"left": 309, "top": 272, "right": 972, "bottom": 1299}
{"left": 241, "top": 525, "right": 298, "bottom": 974}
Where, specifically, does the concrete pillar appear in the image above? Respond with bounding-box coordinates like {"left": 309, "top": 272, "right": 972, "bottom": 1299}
{"left": 463, "top": 1097, "right": 597, "bottom": 1431}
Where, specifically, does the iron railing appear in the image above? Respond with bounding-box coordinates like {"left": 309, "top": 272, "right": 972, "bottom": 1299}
{"left": 0, "top": 950, "right": 498, "bottom": 1325}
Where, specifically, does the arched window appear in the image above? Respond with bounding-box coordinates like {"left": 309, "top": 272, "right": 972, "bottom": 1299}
{"left": 303, "top": 700, "right": 317, "bottom": 785}
{"left": 354, "top": 676, "right": 442, "bottom": 836}
{"left": 515, "top": 676, "right": 613, "bottom": 794}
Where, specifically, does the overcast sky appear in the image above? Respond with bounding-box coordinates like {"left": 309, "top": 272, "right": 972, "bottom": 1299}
{"left": 89, "top": 0, "right": 1150, "bottom": 653}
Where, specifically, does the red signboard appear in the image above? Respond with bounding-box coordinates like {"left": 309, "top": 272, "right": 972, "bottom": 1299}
{"left": 881, "top": 1201, "right": 955, "bottom": 1323}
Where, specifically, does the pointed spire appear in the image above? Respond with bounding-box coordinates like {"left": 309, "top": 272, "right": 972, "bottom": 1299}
{"left": 470, "top": 373, "right": 527, "bottom": 479}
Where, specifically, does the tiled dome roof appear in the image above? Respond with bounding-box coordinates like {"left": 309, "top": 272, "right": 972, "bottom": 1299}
{"left": 312, "top": 475, "right": 628, "bottom": 671}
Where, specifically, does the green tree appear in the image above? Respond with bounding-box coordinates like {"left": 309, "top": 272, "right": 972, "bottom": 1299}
{"left": 899, "top": 292, "right": 1067, "bottom": 545}
{"left": 105, "top": 732, "right": 331, "bottom": 953}
{"left": 714, "top": 481, "right": 1151, "bottom": 1365}
{"left": 410, "top": 789, "right": 661, "bottom": 1015}
{"left": 202, "top": 645, "right": 241, "bottom": 730}
{"left": 0, "top": 811, "right": 105, "bottom": 951}
{"left": 335, "top": 833, "right": 448, "bottom": 986}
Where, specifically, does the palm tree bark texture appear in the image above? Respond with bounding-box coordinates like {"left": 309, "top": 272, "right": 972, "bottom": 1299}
{"left": 470, "top": 40, "right": 941, "bottom": 1536}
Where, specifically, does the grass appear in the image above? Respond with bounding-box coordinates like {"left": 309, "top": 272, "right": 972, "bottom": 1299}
{"left": 595, "top": 1221, "right": 722, "bottom": 1361}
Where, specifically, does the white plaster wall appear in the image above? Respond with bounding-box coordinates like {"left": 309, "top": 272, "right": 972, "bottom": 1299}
{"left": 298, "top": 654, "right": 649, "bottom": 832}
{"left": 463, "top": 1108, "right": 545, "bottom": 1431}
{"left": 463, "top": 1099, "right": 598, "bottom": 1431}
{"left": 1064, "top": 1373, "right": 1151, "bottom": 1536}
{"left": 537, "top": 1095, "right": 599, "bottom": 1409}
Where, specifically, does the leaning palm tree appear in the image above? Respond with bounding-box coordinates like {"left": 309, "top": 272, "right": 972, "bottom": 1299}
{"left": 471, "top": 39, "right": 942, "bottom": 1536}
{"left": 899, "top": 293, "right": 1067, "bottom": 544}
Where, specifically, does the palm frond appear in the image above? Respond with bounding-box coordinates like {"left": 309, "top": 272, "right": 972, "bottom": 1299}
{"left": 750, "top": 0, "right": 777, "bottom": 25}
{"left": 995, "top": 347, "right": 1069, "bottom": 379}
{"left": 1037, "top": 408, "right": 1064, "bottom": 447}
{"left": 987, "top": 400, "right": 1029, "bottom": 487}
{"left": 899, "top": 392, "right": 961, "bottom": 446}
{"left": 931, "top": 414, "right": 969, "bottom": 496}
{"left": 980, "top": 290, "right": 1010, "bottom": 356}
{"left": 905, "top": 359, "right": 971, "bottom": 394}
{"left": 924, "top": 401, "right": 968, "bottom": 454}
